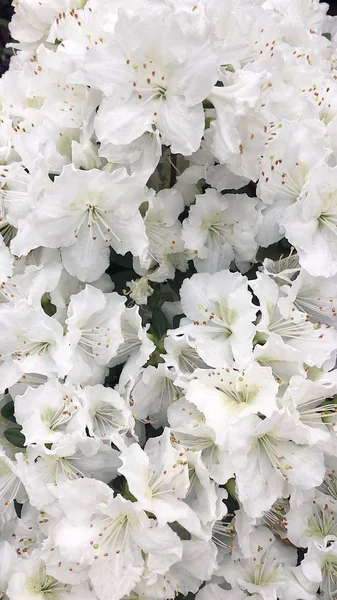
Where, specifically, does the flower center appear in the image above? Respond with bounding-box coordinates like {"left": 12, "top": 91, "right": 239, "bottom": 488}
{"left": 131, "top": 59, "right": 168, "bottom": 103}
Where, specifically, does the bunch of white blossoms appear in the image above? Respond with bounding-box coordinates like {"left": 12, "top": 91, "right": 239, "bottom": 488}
{"left": 2, "top": 0, "right": 337, "bottom": 599}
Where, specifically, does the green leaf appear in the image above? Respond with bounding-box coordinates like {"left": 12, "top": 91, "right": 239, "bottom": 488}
{"left": 4, "top": 427, "right": 26, "bottom": 448}
{"left": 172, "top": 314, "right": 183, "bottom": 329}
{"left": 202, "top": 99, "right": 214, "bottom": 109}
{"left": 41, "top": 293, "right": 57, "bottom": 317}
{"left": 1, "top": 400, "right": 16, "bottom": 423}
{"left": 205, "top": 116, "right": 215, "bottom": 129}
{"left": 323, "top": 32, "right": 331, "bottom": 41}
{"left": 121, "top": 479, "right": 137, "bottom": 503}
{"left": 151, "top": 307, "right": 168, "bottom": 338}
{"left": 225, "top": 477, "right": 238, "bottom": 500}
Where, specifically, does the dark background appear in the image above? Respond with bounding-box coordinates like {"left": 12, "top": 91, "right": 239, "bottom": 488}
{"left": 328, "top": 0, "right": 337, "bottom": 15}
{"left": 0, "top": 0, "right": 13, "bottom": 74}
{"left": 0, "top": 0, "right": 336, "bottom": 74}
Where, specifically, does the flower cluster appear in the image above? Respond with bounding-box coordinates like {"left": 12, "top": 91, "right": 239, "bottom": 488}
{"left": 0, "top": 0, "right": 337, "bottom": 599}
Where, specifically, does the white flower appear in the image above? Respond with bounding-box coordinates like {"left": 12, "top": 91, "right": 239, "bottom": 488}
{"left": 86, "top": 4, "right": 220, "bottom": 154}
{"left": 65, "top": 285, "right": 126, "bottom": 385}
{"left": 131, "top": 363, "right": 182, "bottom": 427}
{"left": 253, "top": 336, "right": 305, "bottom": 385}
{"left": 163, "top": 332, "right": 210, "bottom": 375}
{"left": 110, "top": 305, "right": 155, "bottom": 393}
{"left": 0, "top": 262, "right": 62, "bottom": 309}
{"left": 182, "top": 188, "right": 261, "bottom": 273}
{"left": 257, "top": 121, "right": 329, "bottom": 207}
{"left": 118, "top": 428, "right": 198, "bottom": 529}
{"left": 0, "top": 541, "right": 18, "bottom": 599}
{"left": 184, "top": 449, "right": 228, "bottom": 533}
{"left": 76, "top": 383, "right": 134, "bottom": 445}
{"left": 207, "top": 70, "right": 263, "bottom": 165}
{"left": 261, "top": 253, "right": 301, "bottom": 287}
{"left": 205, "top": 163, "right": 250, "bottom": 193}
{"left": 143, "top": 188, "right": 184, "bottom": 267}
{"left": 6, "top": 556, "right": 95, "bottom": 600}
{"left": 279, "top": 268, "right": 337, "bottom": 326}
{"left": 251, "top": 272, "right": 337, "bottom": 368}
{"left": 280, "top": 372, "right": 337, "bottom": 448}
{"left": 16, "top": 434, "right": 120, "bottom": 510}
{"left": 0, "top": 448, "right": 26, "bottom": 517}
{"left": 301, "top": 535, "right": 337, "bottom": 600}
{"left": 257, "top": 121, "right": 331, "bottom": 248}
{"left": 11, "top": 166, "right": 148, "bottom": 282}
{"left": 126, "top": 275, "right": 153, "bottom": 306}
{"left": 178, "top": 270, "right": 257, "bottom": 369}
{"left": 282, "top": 164, "right": 337, "bottom": 277}
{"left": 287, "top": 493, "right": 337, "bottom": 549}
{"left": 168, "top": 398, "right": 234, "bottom": 484}
{"left": 228, "top": 411, "right": 326, "bottom": 518}
{"left": 1, "top": 503, "right": 42, "bottom": 559}
{"left": 9, "top": 0, "right": 70, "bottom": 48}
{"left": 135, "top": 538, "right": 218, "bottom": 598}
{"left": 98, "top": 130, "right": 162, "bottom": 186}
{"left": 3, "top": 0, "right": 337, "bottom": 596}
{"left": 184, "top": 363, "right": 279, "bottom": 446}
{"left": 280, "top": 564, "right": 319, "bottom": 600}
{"left": 45, "top": 478, "right": 183, "bottom": 600}
{"left": 220, "top": 526, "right": 297, "bottom": 600}
{"left": 196, "top": 584, "right": 246, "bottom": 600}
{"left": 0, "top": 301, "right": 71, "bottom": 393}
{"left": 14, "top": 379, "right": 83, "bottom": 445}
{"left": 0, "top": 237, "right": 14, "bottom": 282}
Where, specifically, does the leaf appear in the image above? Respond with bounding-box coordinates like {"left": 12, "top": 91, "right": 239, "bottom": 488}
{"left": 205, "top": 116, "right": 215, "bottom": 129}
{"left": 109, "top": 249, "right": 133, "bottom": 270}
{"left": 151, "top": 307, "right": 168, "bottom": 338}
{"left": 41, "top": 293, "right": 57, "bottom": 317}
{"left": 109, "top": 269, "right": 134, "bottom": 295}
{"left": 4, "top": 427, "right": 26, "bottom": 448}
{"left": 14, "top": 500, "right": 22, "bottom": 518}
{"left": 225, "top": 477, "right": 238, "bottom": 500}
{"left": 172, "top": 314, "right": 183, "bottom": 329}
{"left": 202, "top": 99, "right": 214, "bottom": 109}
{"left": 1, "top": 399, "right": 16, "bottom": 423}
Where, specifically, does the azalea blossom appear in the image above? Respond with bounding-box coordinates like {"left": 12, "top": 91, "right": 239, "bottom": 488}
{"left": 0, "top": 1, "right": 337, "bottom": 599}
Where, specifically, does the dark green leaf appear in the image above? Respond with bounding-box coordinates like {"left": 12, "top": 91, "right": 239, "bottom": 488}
{"left": 202, "top": 99, "right": 214, "bottom": 109}
{"left": 4, "top": 427, "right": 26, "bottom": 448}
{"left": 14, "top": 500, "right": 23, "bottom": 518}
{"left": 109, "top": 270, "right": 134, "bottom": 295}
{"left": 109, "top": 249, "right": 133, "bottom": 270}
{"left": 1, "top": 399, "right": 16, "bottom": 423}
{"left": 41, "top": 293, "right": 57, "bottom": 317}
{"left": 152, "top": 307, "right": 168, "bottom": 338}
{"left": 172, "top": 314, "right": 183, "bottom": 329}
